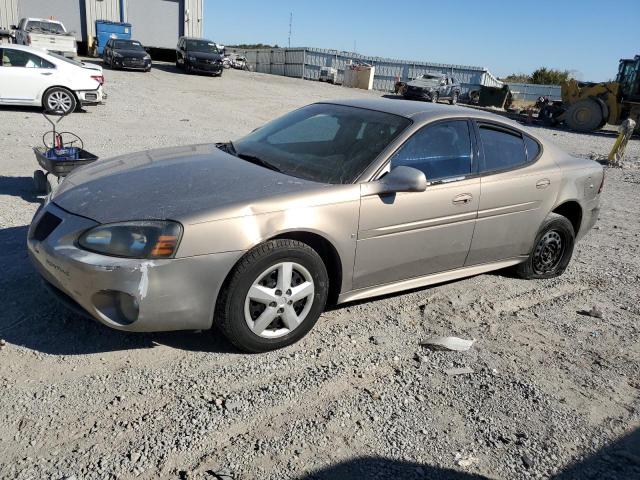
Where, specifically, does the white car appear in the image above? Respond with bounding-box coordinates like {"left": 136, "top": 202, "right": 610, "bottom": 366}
{"left": 0, "top": 44, "right": 105, "bottom": 114}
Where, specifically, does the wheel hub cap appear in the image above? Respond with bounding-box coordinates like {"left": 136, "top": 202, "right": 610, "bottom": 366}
{"left": 244, "top": 262, "right": 314, "bottom": 339}
{"left": 533, "top": 230, "right": 564, "bottom": 274}
{"left": 48, "top": 91, "right": 72, "bottom": 113}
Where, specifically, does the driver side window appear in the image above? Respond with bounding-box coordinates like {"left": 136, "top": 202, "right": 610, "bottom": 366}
{"left": 390, "top": 120, "right": 473, "bottom": 181}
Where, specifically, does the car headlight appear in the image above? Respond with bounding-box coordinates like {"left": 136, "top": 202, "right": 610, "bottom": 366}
{"left": 78, "top": 221, "right": 183, "bottom": 259}
{"left": 113, "top": 52, "right": 123, "bottom": 58}
{"left": 144, "top": 54, "right": 151, "bottom": 60}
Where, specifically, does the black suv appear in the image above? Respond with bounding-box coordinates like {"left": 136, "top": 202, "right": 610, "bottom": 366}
{"left": 402, "top": 74, "right": 461, "bottom": 104}
{"left": 103, "top": 39, "right": 151, "bottom": 71}
{"left": 176, "top": 36, "right": 223, "bottom": 76}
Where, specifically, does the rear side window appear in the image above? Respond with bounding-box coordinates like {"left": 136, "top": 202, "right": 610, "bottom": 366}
{"left": 1, "top": 49, "right": 54, "bottom": 69}
{"left": 524, "top": 135, "right": 541, "bottom": 161}
{"left": 479, "top": 126, "right": 527, "bottom": 172}
{"left": 390, "top": 120, "right": 472, "bottom": 181}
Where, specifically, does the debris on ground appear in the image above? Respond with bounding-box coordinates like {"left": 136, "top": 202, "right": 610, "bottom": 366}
{"left": 522, "top": 453, "right": 535, "bottom": 469}
{"left": 455, "top": 453, "right": 480, "bottom": 468}
{"left": 578, "top": 306, "right": 604, "bottom": 319}
{"left": 421, "top": 336, "right": 476, "bottom": 352}
{"left": 444, "top": 367, "right": 474, "bottom": 376}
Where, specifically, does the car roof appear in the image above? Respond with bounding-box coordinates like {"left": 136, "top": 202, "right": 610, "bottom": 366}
{"left": 322, "top": 98, "right": 524, "bottom": 129}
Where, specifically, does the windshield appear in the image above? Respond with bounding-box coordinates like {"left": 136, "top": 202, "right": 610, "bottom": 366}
{"left": 186, "top": 40, "right": 219, "bottom": 54}
{"left": 48, "top": 52, "right": 84, "bottom": 67}
{"left": 232, "top": 104, "right": 411, "bottom": 184}
{"left": 113, "top": 40, "right": 144, "bottom": 50}
{"left": 26, "top": 21, "right": 65, "bottom": 34}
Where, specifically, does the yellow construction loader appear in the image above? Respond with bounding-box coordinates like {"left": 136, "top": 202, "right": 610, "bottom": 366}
{"left": 539, "top": 55, "right": 640, "bottom": 132}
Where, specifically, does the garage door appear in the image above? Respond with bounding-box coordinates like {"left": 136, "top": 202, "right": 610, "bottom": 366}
{"left": 18, "top": 0, "right": 84, "bottom": 41}
{"left": 127, "top": 0, "right": 181, "bottom": 49}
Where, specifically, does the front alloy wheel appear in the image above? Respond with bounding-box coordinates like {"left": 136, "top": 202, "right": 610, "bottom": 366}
{"left": 216, "top": 239, "right": 329, "bottom": 352}
{"left": 244, "top": 262, "right": 315, "bottom": 338}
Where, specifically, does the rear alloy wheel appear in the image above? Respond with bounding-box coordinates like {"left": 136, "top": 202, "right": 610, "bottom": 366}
{"left": 565, "top": 99, "right": 604, "bottom": 132}
{"left": 516, "top": 213, "right": 575, "bottom": 279}
{"left": 43, "top": 87, "right": 77, "bottom": 115}
{"left": 216, "top": 239, "right": 329, "bottom": 352}
{"left": 430, "top": 92, "right": 439, "bottom": 103}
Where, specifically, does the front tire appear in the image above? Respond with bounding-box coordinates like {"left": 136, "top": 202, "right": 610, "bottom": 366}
{"left": 450, "top": 91, "right": 459, "bottom": 105}
{"left": 430, "top": 92, "right": 439, "bottom": 103}
{"left": 215, "top": 239, "right": 329, "bottom": 353}
{"left": 43, "top": 87, "right": 77, "bottom": 115}
{"left": 516, "top": 213, "right": 575, "bottom": 279}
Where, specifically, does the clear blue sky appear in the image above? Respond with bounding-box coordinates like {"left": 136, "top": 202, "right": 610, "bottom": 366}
{"left": 203, "top": 0, "right": 639, "bottom": 82}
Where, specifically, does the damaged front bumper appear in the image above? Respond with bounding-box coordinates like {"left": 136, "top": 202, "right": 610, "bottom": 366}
{"left": 27, "top": 202, "right": 243, "bottom": 332}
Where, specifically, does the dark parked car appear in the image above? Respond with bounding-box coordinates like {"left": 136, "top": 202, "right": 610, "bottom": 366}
{"left": 403, "top": 74, "right": 461, "bottom": 104}
{"left": 103, "top": 39, "right": 151, "bottom": 72}
{"left": 176, "top": 36, "right": 223, "bottom": 76}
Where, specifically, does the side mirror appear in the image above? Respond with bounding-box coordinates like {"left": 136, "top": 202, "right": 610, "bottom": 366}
{"left": 362, "top": 166, "right": 428, "bottom": 196}
{"left": 10, "top": 25, "right": 17, "bottom": 30}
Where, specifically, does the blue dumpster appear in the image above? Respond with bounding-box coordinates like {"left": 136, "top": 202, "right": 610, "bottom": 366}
{"left": 95, "top": 21, "right": 132, "bottom": 56}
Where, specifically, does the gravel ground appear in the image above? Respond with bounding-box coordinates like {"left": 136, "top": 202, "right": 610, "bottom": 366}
{"left": 1, "top": 62, "right": 639, "bottom": 480}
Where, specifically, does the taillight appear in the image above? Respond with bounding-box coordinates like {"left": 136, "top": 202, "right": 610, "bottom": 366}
{"left": 91, "top": 75, "right": 104, "bottom": 85}
{"left": 26, "top": 34, "right": 31, "bottom": 45}
{"left": 597, "top": 170, "right": 605, "bottom": 194}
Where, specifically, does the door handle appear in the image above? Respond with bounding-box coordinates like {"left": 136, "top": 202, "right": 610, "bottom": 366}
{"left": 40, "top": 72, "right": 53, "bottom": 76}
{"left": 536, "top": 178, "right": 551, "bottom": 189}
{"left": 452, "top": 193, "right": 473, "bottom": 205}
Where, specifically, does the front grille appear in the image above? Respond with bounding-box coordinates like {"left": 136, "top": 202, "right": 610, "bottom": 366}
{"left": 31, "top": 212, "right": 62, "bottom": 241}
{"left": 124, "top": 57, "right": 144, "bottom": 66}
{"left": 198, "top": 58, "right": 219, "bottom": 65}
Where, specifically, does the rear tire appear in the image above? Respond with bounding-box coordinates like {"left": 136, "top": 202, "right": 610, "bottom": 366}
{"left": 565, "top": 99, "right": 604, "bottom": 132}
{"left": 515, "top": 213, "right": 575, "bottom": 279}
{"left": 43, "top": 87, "right": 77, "bottom": 115}
{"left": 215, "top": 239, "right": 329, "bottom": 353}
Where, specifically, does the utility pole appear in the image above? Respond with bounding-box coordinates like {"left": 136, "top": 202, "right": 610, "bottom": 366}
{"left": 288, "top": 12, "right": 292, "bottom": 48}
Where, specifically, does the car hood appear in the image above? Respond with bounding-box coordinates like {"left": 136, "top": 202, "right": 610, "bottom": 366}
{"left": 407, "top": 78, "right": 440, "bottom": 89}
{"left": 115, "top": 49, "right": 148, "bottom": 58}
{"left": 187, "top": 51, "right": 222, "bottom": 61}
{"left": 51, "top": 144, "right": 325, "bottom": 224}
